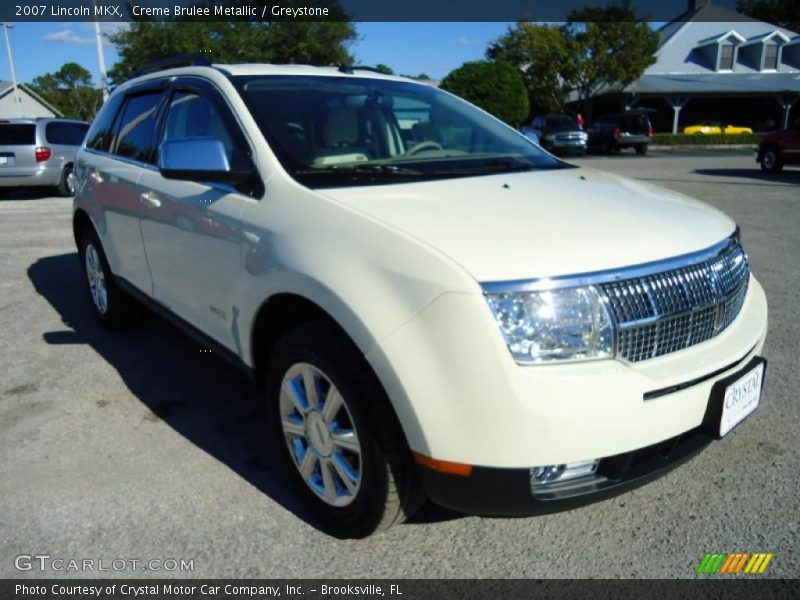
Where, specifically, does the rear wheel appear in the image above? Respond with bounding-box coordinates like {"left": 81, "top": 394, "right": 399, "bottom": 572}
{"left": 760, "top": 146, "right": 783, "bottom": 173}
{"left": 635, "top": 144, "right": 648, "bottom": 156}
{"left": 78, "top": 228, "right": 132, "bottom": 329}
{"left": 266, "top": 323, "right": 425, "bottom": 538}
{"left": 57, "top": 164, "right": 76, "bottom": 197}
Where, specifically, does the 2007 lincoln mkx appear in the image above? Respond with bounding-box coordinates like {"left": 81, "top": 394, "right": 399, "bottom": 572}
{"left": 72, "top": 56, "right": 768, "bottom": 537}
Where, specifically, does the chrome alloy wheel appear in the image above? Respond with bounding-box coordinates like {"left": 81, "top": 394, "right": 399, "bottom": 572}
{"left": 279, "top": 363, "right": 362, "bottom": 507}
{"left": 84, "top": 243, "right": 108, "bottom": 315}
{"left": 66, "top": 170, "right": 77, "bottom": 195}
{"left": 762, "top": 150, "right": 776, "bottom": 170}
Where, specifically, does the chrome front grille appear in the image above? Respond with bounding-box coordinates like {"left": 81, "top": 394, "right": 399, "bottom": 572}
{"left": 598, "top": 241, "right": 749, "bottom": 362}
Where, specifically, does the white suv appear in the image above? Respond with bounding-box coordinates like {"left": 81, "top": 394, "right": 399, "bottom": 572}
{"left": 73, "top": 60, "right": 768, "bottom": 538}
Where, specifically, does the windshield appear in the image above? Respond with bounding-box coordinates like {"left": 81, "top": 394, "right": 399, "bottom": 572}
{"left": 234, "top": 75, "right": 565, "bottom": 188}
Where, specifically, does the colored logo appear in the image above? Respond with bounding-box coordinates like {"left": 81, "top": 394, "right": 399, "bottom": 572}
{"left": 696, "top": 552, "right": 774, "bottom": 574}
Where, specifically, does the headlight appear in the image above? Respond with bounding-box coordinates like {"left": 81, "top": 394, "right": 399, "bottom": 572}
{"left": 485, "top": 286, "right": 614, "bottom": 363}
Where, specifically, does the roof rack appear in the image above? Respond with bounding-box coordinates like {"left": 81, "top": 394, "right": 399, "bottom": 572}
{"left": 132, "top": 53, "right": 212, "bottom": 78}
{"left": 337, "top": 65, "right": 390, "bottom": 75}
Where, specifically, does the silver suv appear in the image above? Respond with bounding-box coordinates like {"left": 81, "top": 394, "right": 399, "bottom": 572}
{"left": 0, "top": 118, "right": 89, "bottom": 196}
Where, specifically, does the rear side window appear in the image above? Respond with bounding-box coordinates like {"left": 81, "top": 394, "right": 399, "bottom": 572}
{"left": 110, "top": 91, "right": 164, "bottom": 163}
{"left": 85, "top": 94, "right": 124, "bottom": 152}
{"left": 0, "top": 124, "right": 35, "bottom": 145}
{"left": 45, "top": 122, "right": 89, "bottom": 145}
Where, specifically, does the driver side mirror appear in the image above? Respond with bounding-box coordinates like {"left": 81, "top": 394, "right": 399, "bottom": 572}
{"left": 158, "top": 138, "right": 252, "bottom": 184}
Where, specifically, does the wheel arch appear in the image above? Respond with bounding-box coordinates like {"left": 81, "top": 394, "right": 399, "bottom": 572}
{"left": 72, "top": 207, "right": 95, "bottom": 248}
{"left": 250, "top": 291, "right": 426, "bottom": 459}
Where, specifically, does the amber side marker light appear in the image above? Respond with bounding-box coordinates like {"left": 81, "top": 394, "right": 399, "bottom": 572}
{"left": 413, "top": 452, "right": 474, "bottom": 476}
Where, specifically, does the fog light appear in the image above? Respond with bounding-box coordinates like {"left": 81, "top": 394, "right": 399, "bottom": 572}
{"left": 530, "top": 459, "right": 599, "bottom": 486}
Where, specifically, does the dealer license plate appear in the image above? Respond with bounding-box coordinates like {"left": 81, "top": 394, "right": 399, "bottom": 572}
{"left": 719, "top": 362, "right": 764, "bottom": 436}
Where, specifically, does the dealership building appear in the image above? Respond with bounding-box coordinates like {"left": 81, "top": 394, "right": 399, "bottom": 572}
{"left": 587, "top": 0, "right": 800, "bottom": 132}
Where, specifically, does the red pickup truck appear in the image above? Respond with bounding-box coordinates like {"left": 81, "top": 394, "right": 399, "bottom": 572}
{"left": 757, "top": 120, "right": 800, "bottom": 172}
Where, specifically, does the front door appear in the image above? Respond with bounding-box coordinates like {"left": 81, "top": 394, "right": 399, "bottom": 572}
{"left": 138, "top": 83, "right": 259, "bottom": 352}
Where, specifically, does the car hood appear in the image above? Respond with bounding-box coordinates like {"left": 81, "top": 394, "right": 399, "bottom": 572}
{"left": 316, "top": 166, "right": 736, "bottom": 283}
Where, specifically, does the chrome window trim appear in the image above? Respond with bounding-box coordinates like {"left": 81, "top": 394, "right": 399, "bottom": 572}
{"left": 480, "top": 231, "right": 741, "bottom": 294}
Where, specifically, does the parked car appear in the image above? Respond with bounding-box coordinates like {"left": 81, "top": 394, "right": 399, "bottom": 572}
{"left": 683, "top": 122, "right": 753, "bottom": 135}
{"left": 73, "top": 60, "right": 768, "bottom": 538}
{"left": 756, "top": 119, "right": 800, "bottom": 172}
{"left": 526, "top": 114, "right": 587, "bottom": 155}
{"left": 587, "top": 111, "right": 653, "bottom": 155}
{"left": 0, "top": 118, "right": 89, "bottom": 196}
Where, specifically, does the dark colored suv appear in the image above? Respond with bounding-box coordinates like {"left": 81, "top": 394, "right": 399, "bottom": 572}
{"left": 587, "top": 112, "right": 653, "bottom": 155}
{"left": 0, "top": 118, "right": 89, "bottom": 196}
{"left": 756, "top": 118, "right": 800, "bottom": 172}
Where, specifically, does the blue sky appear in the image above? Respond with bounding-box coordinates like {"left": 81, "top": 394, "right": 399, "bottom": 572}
{"left": 0, "top": 22, "right": 513, "bottom": 86}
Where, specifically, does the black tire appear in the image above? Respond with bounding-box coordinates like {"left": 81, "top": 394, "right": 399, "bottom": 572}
{"left": 635, "top": 144, "right": 648, "bottom": 156}
{"left": 760, "top": 146, "right": 783, "bottom": 173}
{"left": 57, "top": 164, "right": 76, "bottom": 197}
{"left": 78, "top": 227, "right": 132, "bottom": 329}
{"left": 266, "top": 322, "right": 425, "bottom": 538}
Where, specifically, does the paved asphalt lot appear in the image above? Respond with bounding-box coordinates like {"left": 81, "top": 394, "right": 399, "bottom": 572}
{"left": 1, "top": 149, "right": 798, "bottom": 579}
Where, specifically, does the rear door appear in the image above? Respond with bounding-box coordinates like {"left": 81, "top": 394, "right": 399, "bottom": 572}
{"left": 0, "top": 122, "right": 37, "bottom": 178}
{"left": 619, "top": 113, "right": 650, "bottom": 144}
{"left": 138, "top": 78, "right": 260, "bottom": 350}
{"left": 84, "top": 86, "right": 167, "bottom": 294}
{"left": 784, "top": 119, "right": 800, "bottom": 165}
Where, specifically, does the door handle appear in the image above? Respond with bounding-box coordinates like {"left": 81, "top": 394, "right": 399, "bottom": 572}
{"left": 89, "top": 171, "right": 103, "bottom": 184}
{"left": 139, "top": 191, "right": 162, "bottom": 209}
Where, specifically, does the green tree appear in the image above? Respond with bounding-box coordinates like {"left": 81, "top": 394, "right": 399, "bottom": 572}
{"left": 440, "top": 60, "right": 529, "bottom": 127}
{"left": 487, "top": 1, "right": 658, "bottom": 115}
{"left": 737, "top": 0, "right": 800, "bottom": 33}
{"left": 487, "top": 23, "right": 573, "bottom": 115}
{"left": 374, "top": 64, "right": 394, "bottom": 75}
{"left": 108, "top": 1, "right": 357, "bottom": 84}
{"left": 565, "top": 1, "right": 659, "bottom": 108}
{"left": 30, "top": 63, "right": 102, "bottom": 120}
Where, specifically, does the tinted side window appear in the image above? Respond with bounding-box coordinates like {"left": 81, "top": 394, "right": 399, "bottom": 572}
{"left": 111, "top": 92, "right": 165, "bottom": 163}
{"left": 45, "top": 122, "right": 89, "bottom": 145}
{"left": 85, "top": 94, "right": 124, "bottom": 152}
{"left": 0, "top": 124, "right": 35, "bottom": 145}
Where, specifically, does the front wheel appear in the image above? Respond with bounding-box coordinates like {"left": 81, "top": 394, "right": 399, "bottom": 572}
{"left": 266, "top": 323, "right": 425, "bottom": 538}
{"left": 760, "top": 147, "right": 783, "bottom": 173}
{"left": 635, "top": 144, "right": 648, "bottom": 155}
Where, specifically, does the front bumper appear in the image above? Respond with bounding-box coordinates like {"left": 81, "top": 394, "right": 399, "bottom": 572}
{"left": 417, "top": 356, "right": 765, "bottom": 516}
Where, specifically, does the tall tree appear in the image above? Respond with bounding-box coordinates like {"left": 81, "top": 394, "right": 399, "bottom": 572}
{"left": 565, "top": 1, "right": 659, "bottom": 108}
{"left": 487, "top": 23, "right": 573, "bottom": 115}
{"left": 108, "top": 1, "right": 357, "bottom": 84}
{"left": 440, "top": 60, "right": 529, "bottom": 127}
{"left": 737, "top": 0, "right": 800, "bottom": 33}
{"left": 30, "top": 63, "right": 102, "bottom": 120}
{"left": 487, "top": 1, "right": 658, "bottom": 115}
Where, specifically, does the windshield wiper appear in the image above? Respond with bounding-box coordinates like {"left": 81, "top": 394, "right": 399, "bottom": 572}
{"left": 296, "top": 164, "right": 425, "bottom": 178}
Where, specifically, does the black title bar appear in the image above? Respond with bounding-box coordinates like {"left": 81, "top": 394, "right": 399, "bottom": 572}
{"left": 3, "top": 0, "right": 749, "bottom": 23}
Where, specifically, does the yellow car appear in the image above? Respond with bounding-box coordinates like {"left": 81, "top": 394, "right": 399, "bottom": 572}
{"left": 683, "top": 121, "right": 753, "bottom": 135}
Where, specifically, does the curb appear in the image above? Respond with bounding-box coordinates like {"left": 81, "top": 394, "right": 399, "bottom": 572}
{"left": 650, "top": 144, "right": 756, "bottom": 151}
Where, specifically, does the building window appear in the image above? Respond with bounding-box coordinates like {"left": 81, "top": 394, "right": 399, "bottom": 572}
{"left": 764, "top": 42, "right": 779, "bottom": 69}
{"left": 719, "top": 44, "right": 734, "bottom": 70}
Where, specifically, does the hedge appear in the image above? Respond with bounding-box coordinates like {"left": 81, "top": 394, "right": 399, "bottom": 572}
{"left": 651, "top": 133, "right": 760, "bottom": 146}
